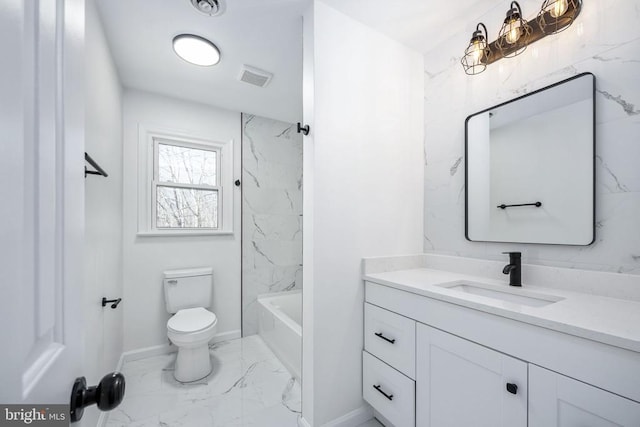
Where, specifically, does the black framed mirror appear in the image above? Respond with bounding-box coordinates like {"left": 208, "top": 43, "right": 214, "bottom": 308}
{"left": 465, "top": 72, "right": 595, "bottom": 245}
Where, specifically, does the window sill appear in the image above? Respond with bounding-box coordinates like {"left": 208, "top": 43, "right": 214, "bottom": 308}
{"left": 136, "top": 230, "right": 234, "bottom": 237}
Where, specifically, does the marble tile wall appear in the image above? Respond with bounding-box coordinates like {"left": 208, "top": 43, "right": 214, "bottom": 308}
{"left": 423, "top": 0, "right": 640, "bottom": 275}
{"left": 242, "top": 114, "right": 303, "bottom": 336}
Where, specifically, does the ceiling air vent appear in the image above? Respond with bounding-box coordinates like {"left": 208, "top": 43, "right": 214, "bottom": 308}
{"left": 238, "top": 65, "right": 273, "bottom": 88}
{"left": 190, "top": 0, "right": 225, "bottom": 17}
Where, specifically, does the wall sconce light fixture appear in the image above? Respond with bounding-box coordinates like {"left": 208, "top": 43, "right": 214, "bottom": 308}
{"left": 461, "top": 0, "right": 582, "bottom": 75}
{"left": 538, "top": 0, "right": 582, "bottom": 34}
{"left": 461, "top": 23, "right": 491, "bottom": 75}
{"left": 496, "top": 2, "right": 532, "bottom": 57}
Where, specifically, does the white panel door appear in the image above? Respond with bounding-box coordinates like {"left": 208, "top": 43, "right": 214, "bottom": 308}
{"left": 0, "top": 0, "right": 85, "bottom": 411}
{"left": 529, "top": 364, "right": 640, "bottom": 427}
{"left": 416, "top": 324, "right": 527, "bottom": 427}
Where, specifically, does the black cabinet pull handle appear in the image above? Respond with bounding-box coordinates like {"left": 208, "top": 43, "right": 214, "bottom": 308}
{"left": 373, "top": 384, "right": 393, "bottom": 401}
{"left": 506, "top": 383, "right": 518, "bottom": 395}
{"left": 374, "top": 332, "right": 396, "bottom": 344}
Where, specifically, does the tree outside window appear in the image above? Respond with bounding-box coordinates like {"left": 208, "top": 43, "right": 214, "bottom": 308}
{"left": 154, "top": 140, "right": 221, "bottom": 229}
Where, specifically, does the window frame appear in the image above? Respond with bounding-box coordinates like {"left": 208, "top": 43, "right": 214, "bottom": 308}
{"left": 137, "top": 125, "right": 234, "bottom": 237}
{"left": 152, "top": 138, "right": 222, "bottom": 230}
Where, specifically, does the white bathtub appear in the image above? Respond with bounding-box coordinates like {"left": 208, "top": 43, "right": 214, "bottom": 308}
{"left": 257, "top": 290, "right": 301, "bottom": 380}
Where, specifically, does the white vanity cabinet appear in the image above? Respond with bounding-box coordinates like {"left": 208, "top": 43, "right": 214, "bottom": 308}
{"left": 363, "top": 280, "right": 640, "bottom": 427}
{"left": 363, "top": 303, "right": 416, "bottom": 426}
{"left": 363, "top": 350, "right": 415, "bottom": 427}
{"left": 529, "top": 365, "right": 640, "bottom": 426}
{"left": 364, "top": 303, "right": 416, "bottom": 378}
{"left": 416, "top": 324, "right": 527, "bottom": 427}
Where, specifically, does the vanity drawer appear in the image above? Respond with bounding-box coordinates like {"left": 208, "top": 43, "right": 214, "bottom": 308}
{"left": 365, "top": 303, "right": 416, "bottom": 379}
{"left": 363, "top": 351, "right": 415, "bottom": 427}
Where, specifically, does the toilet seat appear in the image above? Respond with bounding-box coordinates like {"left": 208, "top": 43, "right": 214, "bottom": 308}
{"left": 168, "top": 307, "right": 217, "bottom": 334}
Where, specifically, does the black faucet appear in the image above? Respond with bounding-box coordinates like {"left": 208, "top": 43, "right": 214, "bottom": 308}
{"left": 502, "top": 252, "right": 522, "bottom": 287}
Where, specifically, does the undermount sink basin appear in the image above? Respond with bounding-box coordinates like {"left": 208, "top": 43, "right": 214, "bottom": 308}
{"left": 436, "top": 281, "right": 564, "bottom": 308}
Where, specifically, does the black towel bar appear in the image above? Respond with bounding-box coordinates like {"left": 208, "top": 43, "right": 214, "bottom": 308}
{"left": 85, "top": 152, "right": 108, "bottom": 178}
{"left": 497, "top": 201, "right": 542, "bottom": 210}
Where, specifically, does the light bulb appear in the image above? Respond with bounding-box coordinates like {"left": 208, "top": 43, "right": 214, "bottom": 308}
{"left": 471, "top": 40, "right": 485, "bottom": 64}
{"left": 505, "top": 19, "right": 521, "bottom": 44}
{"left": 550, "top": 0, "right": 569, "bottom": 18}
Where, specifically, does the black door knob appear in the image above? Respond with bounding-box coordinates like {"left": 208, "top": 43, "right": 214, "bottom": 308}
{"left": 506, "top": 382, "right": 518, "bottom": 395}
{"left": 70, "top": 372, "right": 125, "bottom": 422}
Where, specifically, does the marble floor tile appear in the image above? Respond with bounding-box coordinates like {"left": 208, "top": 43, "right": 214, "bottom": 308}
{"left": 105, "top": 336, "right": 301, "bottom": 427}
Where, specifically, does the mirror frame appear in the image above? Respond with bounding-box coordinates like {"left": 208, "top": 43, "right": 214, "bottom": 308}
{"left": 464, "top": 72, "right": 596, "bottom": 246}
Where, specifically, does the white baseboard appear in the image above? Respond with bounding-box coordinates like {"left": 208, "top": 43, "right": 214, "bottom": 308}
{"left": 372, "top": 410, "right": 390, "bottom": 426}
{"left": 115, "top": 351, "right": 125, "bottom": 372}
{"left": 297, "top": 405, "right": 374, "bottom": 427}
{"left": 322, "top": 405, "right": 374, "bottom": 427}
{"left": 119, "top": 343, "right": 176, "bottom": 364}
{"left": 119, "top": 329, "right": 242, "bottom": 364}
{"left": 211, "top": 329, "right": 242, "bottom": 344}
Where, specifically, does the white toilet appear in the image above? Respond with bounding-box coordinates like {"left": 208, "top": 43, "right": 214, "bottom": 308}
{"left": 163, "top": 267, "right": 218, "bottom": 383}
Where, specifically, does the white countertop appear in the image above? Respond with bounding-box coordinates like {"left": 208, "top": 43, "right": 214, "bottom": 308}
{"left": 364, "top": 268, "right": 640, "bottom": 353}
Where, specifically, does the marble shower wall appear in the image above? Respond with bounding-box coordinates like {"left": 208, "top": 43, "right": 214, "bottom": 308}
{"left": 242, "top": 114, "right": 303, "bottom": 335}
{"left": 423, "top": 0, "right": 640, "bottom": 274}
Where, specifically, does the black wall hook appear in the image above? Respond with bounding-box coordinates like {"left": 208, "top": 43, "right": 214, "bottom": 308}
{"left": 70, "top": 372, "right": 125, "bottom": 422}
{"left": 102, "top": 298, "right": 122, "bottom": 309}
{"left": 297, "top": 122, "right": 310, "bottom": 135}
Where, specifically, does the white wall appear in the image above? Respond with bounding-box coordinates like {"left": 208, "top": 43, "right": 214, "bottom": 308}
{"left": 302, "top": 2, "right": 424, "bottom": 425}
{"left": 84, "top": 1, "right": 123, "bottom": 424}
{"left": 122, "top": 90, "right": 242, "bottom": 352}
{"left": 424, "top": 0, "right": 640, "bottom": 274}
{"left": 301, "top": 4, "right": 316, "bottom": 424}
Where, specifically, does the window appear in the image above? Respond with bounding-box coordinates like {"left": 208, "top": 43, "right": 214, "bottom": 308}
{"left": 138, "top": 127, "right": 234, "bottom": 236}
{"left": 154, "top": 140, "right": 220, "bottom": 229}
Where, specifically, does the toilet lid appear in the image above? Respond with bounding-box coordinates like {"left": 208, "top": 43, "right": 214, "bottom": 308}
{"left": 168, "top": 307, "right": 217, "bottom": 333}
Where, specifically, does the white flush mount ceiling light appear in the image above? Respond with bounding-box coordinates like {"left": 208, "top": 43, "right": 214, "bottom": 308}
{"left": 172, "top": 34, "right": 221, "bottom": 66}
{"left": 190, "top": 0, "right": 225, "bottom": 17}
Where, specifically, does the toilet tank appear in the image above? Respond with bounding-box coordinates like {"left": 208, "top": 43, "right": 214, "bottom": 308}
{"left": 163, "top": 267, "right": 213, "bottom": 313}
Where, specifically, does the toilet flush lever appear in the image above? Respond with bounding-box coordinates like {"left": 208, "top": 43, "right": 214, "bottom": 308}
{"left": 167, "top": 279, "right": 178, "bottom": 285}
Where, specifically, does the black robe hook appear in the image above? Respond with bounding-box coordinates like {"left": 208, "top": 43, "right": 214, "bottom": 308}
{"left": 297, "top": 122, "right": 310, "bottom": 135}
